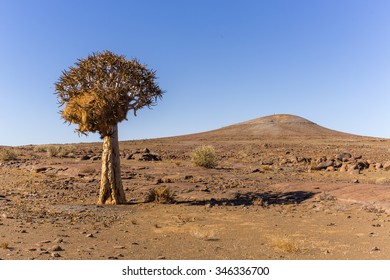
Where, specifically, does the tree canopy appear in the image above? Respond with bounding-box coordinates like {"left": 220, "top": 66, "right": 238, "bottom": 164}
{"left": 55, "top": 50, "right": 163, "bottom": 136}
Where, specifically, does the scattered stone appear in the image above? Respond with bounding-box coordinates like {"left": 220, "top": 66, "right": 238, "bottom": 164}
{"left": 86, "top": 233, "right": 94, "bottom": 238}
{"left": 353, "top": 179, "right": 359, "bottom": 184}
{"left": 336, "top": 152, "right": 352, "bottom": 162}
{"left": 52, "top": 245, "right": 64, "bottom": 252}
{"left": 383, "top": 161, "right": 390, "bottom": 171}
{"left": 261, "top": 159, "right": 274, "bottom": 166}
{"left": 51, "top": 252, "right": 61, "bottom": 258}
{"left": 356, "top": 160, "right": 369, "bottom": 170}
{"left": 326, "top": 166, "right": 334, "bottom": 172}
{"left": 371, "top": 247, "right": 380, "bottom": 252}
{"left": 349, "top": 169, "right": 360, "bottom": 175}
{"left": 113, "top": 245, "right": 125, "bottom": 249}
{"left": 33, "top": 167, "right": 47, "bottom": 173}
{"left": 80, "top": 155, "right": 91, "bottom": 161}
{"left": 251, "top": 168, "right": 263, "bottom": 173}
{"left": 315, "top": 160, "right": 334, "bottom": 170}
{"left": 339, "top": 163, "right": 348, "bottom": 173}
{"left": 124, "top": 153, "right": 133, "bottom": 160}
{"left": 375, "top": 163, "right": 383, "bottom": 170}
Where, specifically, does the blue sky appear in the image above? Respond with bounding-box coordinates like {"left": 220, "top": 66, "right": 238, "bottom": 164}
{"left": 1, "top": 0, "right": 389, "bottom": 146}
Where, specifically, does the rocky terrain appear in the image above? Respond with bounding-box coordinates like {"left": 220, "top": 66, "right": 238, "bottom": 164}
{"left": 1, "top": 114, "right": 390, "bottom": 260}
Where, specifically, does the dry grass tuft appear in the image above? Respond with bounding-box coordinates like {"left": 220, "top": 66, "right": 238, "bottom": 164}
{"left": 34, "top": 145, "right": 76, "bottom": 158}
{"left": 271, "top": 237, "right": 300, "bottom": 253}
{"left": 0, "top": 242, "right": 9, "bottom": 249}
{"left": 191, "top": 145, "right": 217, "bottom": 168}
{"left": 79, "top": 167, "right": 97, "bottom": 175}
{"left": 0, "top": 149, "right": 18, "bottom": 161}
{"left": 319, "top": 192, "right": 336, "bottom": 201}
{"left": 191, "top": 229, "right": 219, "bottom": 241}
{"left": 145, "top": 187, "right": 176, "bottom": 204}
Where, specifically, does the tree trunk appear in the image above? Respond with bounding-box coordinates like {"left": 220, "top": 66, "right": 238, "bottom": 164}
{"left": 98, "top": 124, "right": 126, "bottom": 204}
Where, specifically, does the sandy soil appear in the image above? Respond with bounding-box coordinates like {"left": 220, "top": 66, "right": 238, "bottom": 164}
{"left": 1, "top": 114, "right": 390, "bottom": 260}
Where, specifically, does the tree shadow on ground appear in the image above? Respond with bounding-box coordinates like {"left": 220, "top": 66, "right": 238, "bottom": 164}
{"left": 181, "top": 191, "right": 318, "bottom": 207}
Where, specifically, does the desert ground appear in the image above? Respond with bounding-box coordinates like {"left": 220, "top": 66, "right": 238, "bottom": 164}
{"left": 1, "top": 114, "right": 390, "bottom": 260}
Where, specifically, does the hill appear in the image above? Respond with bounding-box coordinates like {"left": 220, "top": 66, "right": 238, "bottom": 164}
{"left": 176, "top": 114, "right": 359, "bottom": 140}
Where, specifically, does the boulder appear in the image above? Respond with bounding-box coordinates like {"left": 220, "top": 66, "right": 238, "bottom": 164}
{"left": 336, "top": 152, "right": 352, "bottom": 162}
{"left": 375, "top": 162, "right": 383, "bottom": 170}
{"left": 124, "top": 153, "right": 133, "bottom": 160}
{"left": 137, "top": 153, "right": 161, "bottom": 161}
{"left": 315, "top": 160, "right": 334, "bottom": 170}
{"left": 80, "top": 155, "right": 91, "bottom": 160}
{"left": 383, "top": 161, "right": 390, "bottom": 171}
{"left": 261, "top": 159, "right": 274, "bottom": 166}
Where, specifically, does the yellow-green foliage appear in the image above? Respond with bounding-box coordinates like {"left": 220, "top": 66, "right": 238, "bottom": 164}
{"left": 145, "top": 187, "right": 176, "bottom": 204}
{"left": 191, "top": 145, "right": 217, "bottom": 168}
{"left": 34, "top": 145, "right": 75, "bottom": 158}
{"left": 0, "top": 149, "right": 18, "bottom": 161}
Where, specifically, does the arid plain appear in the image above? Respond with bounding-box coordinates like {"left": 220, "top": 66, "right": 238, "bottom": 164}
{"left": 1, "top": 114, "right": 390, "bottom": 260}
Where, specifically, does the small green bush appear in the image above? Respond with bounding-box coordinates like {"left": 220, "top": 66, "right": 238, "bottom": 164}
{"left": 191, "top": 145, "right": 217, "bottom": 168}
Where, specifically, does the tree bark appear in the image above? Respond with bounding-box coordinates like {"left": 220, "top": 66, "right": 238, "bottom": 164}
{"left": 98, "top": 124, "right": 126, "bottom": 204}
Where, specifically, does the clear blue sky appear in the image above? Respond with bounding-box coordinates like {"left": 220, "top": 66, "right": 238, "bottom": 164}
{"left": 1, "top": 0, "right": 389, "bottom": 146}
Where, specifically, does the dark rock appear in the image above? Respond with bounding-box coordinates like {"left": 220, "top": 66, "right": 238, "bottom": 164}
{"left": 251, "top": 168, "right": 263, "bottom": 173}
{"left": 51, "top": 245, "right": 64, "bottom": 251}
{"left": 336, "top": 152, "right": 352, "bottom": 162}
{"left": 315, "top": 160, "right": 334, "bottom": 170}
{"left": 124, "top": 153, "right": 133, "bottom": 160}
{"left": 261, "top": 159, "right": 274, "bottom": 166}
{"left": 80, "top": 155, "right": 91, "bottom": 160}
{"left": 51, "top": 253, "right": 61, "bottom": 258}
{"left": 34, "top": 167, "right": 47, "bottom": 173}
{"left": 356, "top": 160, "right": 369, "bottom": 170}
{"left": 138, "top": 153, "right": 161, "bottom": 161}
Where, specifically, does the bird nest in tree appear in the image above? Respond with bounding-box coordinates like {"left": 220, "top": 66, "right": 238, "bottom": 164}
{"left": 61, "top": 89, "right": 128, "bottom": 136}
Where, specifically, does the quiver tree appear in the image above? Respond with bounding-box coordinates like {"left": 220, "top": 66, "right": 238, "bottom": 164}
{"left": 55, "top": 50, "right": 163, "bottom": 204}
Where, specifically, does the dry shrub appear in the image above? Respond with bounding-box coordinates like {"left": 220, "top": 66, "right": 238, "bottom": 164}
{"left": 43, "top": 145, "right": 76, "bottom": 158}
{"left": 191, "top": 229, "right": 219, "bottom": 241}
{"left": 319, "top": 192, "right": 336, "bottom": 201}
{"left": 0, "top": 149, "right": 18, "bottom": 161}
{"left": 191, "top": 145, "right": 217, "bottom": 168}
{"left": 271, "top": 237, "right": 299, "bottom": 253}
{"left": 33, "top": 145, "right": 47, "bottom": 153}
{"left": 0, "top": 242, "right": 9, "bottom": 249}
{"left": 79, "top": 167, "right": 96, "bottom": 175}
{"left": 145, "top": 187, "right": 176, "bottom": 204}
